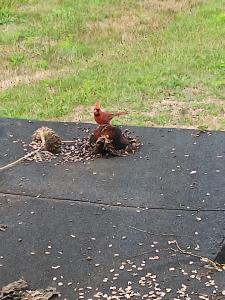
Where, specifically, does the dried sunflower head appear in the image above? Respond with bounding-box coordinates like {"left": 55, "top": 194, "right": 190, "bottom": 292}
{"left": 91, "top": 136, "right": 108, "bottom": 155}
{"left": 90, "top": 125, "right": 140, "bottom": 156}
{"left": 32, "top": 127, "right": 61, "bottom": 153}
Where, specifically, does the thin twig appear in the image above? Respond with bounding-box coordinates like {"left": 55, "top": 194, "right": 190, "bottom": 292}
{"left": 128, "top": 225, "right": 175, "bottom": 236}
{"left": 0, "top": 148, "right": 41, "bottom": 171}
{"left": 172, "top": 240, "right": 222, "bottom": 270}
{"left": 173, "top": 240, "right": 203, "bottom": 259}
{"left": 0, "top": 133, "right": 46, "bottom": 171}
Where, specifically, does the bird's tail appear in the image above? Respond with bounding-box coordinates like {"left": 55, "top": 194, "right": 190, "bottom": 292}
{"left": 113, "top": 111, "right": 127, "bottom": 117}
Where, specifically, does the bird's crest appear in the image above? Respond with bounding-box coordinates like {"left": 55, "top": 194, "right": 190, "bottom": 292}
{"left": 95, "top": 101, "right": 101, "bottom": 110}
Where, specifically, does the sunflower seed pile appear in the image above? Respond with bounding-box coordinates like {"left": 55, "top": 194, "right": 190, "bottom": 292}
{"left": 23, "top": 129, "right": 140, "bottom": 163}
{"left": 26, "top": 141, "right": 55, "bottom": 162}
{"left": 92, "top": 272, "right": 166, "bottom": 300}
{"left": 61, "top": 136, "right": 96, "bottom": 162}
{"left": 72, "top": 253, "right": 224, "bottom": 300}
{"left": 120, "top": 129, "right": 141, "bottom": 154}
{"left": 93, "top": 284, "right": 141, "bottom": 299}
{"left": 73, "top": 262, "right": 169, "bottom": 300}
{"left": 67, "top": 230, "right": 225, "bottom": 300}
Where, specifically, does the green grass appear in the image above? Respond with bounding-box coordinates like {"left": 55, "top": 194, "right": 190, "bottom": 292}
{"left": 0, "top": 0, "right": 225, "bottom": 129}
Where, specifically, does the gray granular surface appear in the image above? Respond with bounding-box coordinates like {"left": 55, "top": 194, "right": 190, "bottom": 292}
{"left": 2, "top": 119, "right": 225, "bottom": 299}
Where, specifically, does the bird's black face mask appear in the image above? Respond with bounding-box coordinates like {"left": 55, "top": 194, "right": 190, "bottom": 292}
{"left": 94, "top": 108, "right": 100, "bottom": 116}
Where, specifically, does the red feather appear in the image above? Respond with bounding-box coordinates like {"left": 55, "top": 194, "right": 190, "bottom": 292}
{"left": 93, "top": 101, "right": 126, "bottom": 125}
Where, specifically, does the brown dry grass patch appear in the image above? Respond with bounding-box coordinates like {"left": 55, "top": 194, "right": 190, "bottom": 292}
{"left": 145, "top": 98, "right": 225, "bottom": 129}
{"left": 0, "top": 68, "right": 71, "bottom": 91}
{"left": 140, "top": 0, "right": 201, "bottom": 12}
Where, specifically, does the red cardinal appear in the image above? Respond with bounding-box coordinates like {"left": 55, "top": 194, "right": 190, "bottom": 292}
{"left": 93, "top": 101, "right": 126, "bottom": 125}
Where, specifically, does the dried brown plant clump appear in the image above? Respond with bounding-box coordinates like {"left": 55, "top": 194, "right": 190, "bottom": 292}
{"left": 0, "top": 127, "right": 61, "bottom": 171}
{"left": 90, "top": 124, "right": 140, "bottom": 156}
{"left": 0, "top": 279, "right": 58, "bottom": 300}
{"left": 32, "top": 127, "right": 61, "bottom": 154}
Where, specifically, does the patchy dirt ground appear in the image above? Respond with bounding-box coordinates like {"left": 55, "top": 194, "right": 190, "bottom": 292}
{"left": 0, "top": 68, "right": 71, "bottom": 91}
